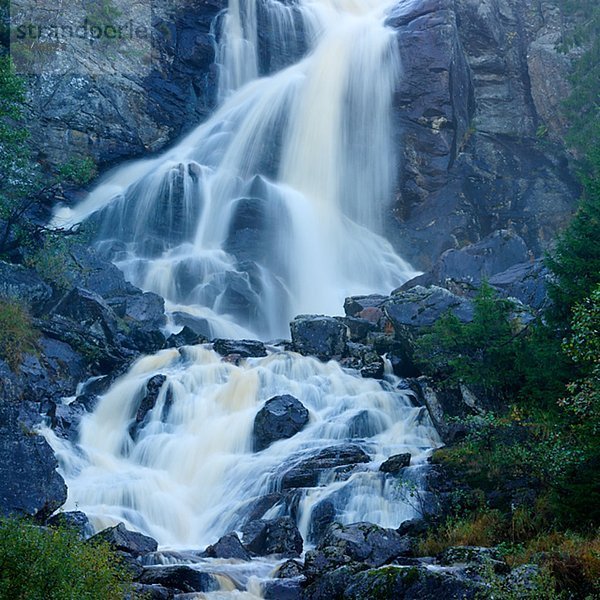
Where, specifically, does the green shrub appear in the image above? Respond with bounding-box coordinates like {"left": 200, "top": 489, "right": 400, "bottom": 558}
{"left": 0, "top": 299, "right": 38, "bottom": 369}
{"left": 0, "top": 518, "right": 132, "bottom": 600}
{"left": 414, "top": 283, "right": 522, "bottom": 398}
{"left": 57, "top": 157, "right": 97, "bottom": 186}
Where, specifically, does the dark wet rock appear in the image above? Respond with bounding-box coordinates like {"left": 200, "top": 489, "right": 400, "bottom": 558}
{"left": 406, "top": 230, "right": 531, "bottom": 290}
{"left": 440, "top": 546, "right": 507, "bottom": 572}
{"left": 241, "top": 516, "right": 303, "bottom": 558}
{"left": 344, "top": 295, "right": 388, "bottom": 317}
{"left": 202, "top": 532, "right": 251, "bottom": 561}
{"left": 263, "top": 578, "right": 303, "bottom": 600}
{"left": 128, "top": 583, "right": 173, "bottom": 600}
{"left": 254, "top": 394, "right": 309, "bottom": 451}
{"left": 380, "top": 453, "right": 412, "bottom": 474}
{"left": 303, "top": 546, "right": 358, "bottom": 582}
{"left": 52, "top": 287, "right": 120, "bottom": 346}
{"left": 387, "top": 0, "right": 578, "bottom": 270}
{"left": 139, "top": 566, "right": 219, "bottom": 594}
{"left": 411, "top": 377, "right": 486, "bottom": 444}
{"left": 277, "top": 559, "right": 304, "bottom": 579}
{"left": 335, "top": 316, "right": 378, "bottom": 343}
{"left": 308, "top": 500, "right": 336, "bottom": 543}
{"left": 46, "top": 511, "right": 93, "bottom": 539}
{"left": 18, "top": 336, "right": 87, "bottom": 405}
{"left": 343, "top": 565, "right": 481, "bottom": 600}
{"left": 0, "top": 260, "right": 52, "bottom": 314}
{"left": 90, "top": 522, "right": 158, "bottom": 557}
{"left": 242, "top": 493, "right": 285, "bottom": 524}
{"left": 172, "top": 312, "right": 212, "bottom": 340}
{"left": 213, "top": 338, "right": 267, "bottom": 358}
{"left": 397, "top": 518, "right": 429, "bottom": 538}
{"left": 489, "top": 260, "right": 550, "bottom": 311}
{"left": 318, "top": 522, "right": 411, "bottom": 568}
{"left": 0, "top": 401, "right": 67, "bottom": 520}
{"left": 385, "top": 286, "right": 474, "bottom": 333}
{"left": 347, "top": 410, "right": 387, "bottom": 439}
{"left": 130, "top": 374, "right": 171, "bottom": 439}
{"left": 166, "top": 325, "right": 207, "bottom": 348}
{"left": 290, "top": 315, "right": 348, "bottom": 360}
{"left": 47, "top": 400, "right": 86, "bottom": 441}
{"left": 279, "top": 444, "right": 370, "bottom": 489}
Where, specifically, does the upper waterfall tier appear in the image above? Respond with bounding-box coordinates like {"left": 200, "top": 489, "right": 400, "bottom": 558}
{"left": 52, "top": 0, "right": 418, "bottom": 340}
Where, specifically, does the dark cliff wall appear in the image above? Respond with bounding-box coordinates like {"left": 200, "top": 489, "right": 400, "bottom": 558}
{"left": 388, "top": 0, "right": 579, "bottom": 269}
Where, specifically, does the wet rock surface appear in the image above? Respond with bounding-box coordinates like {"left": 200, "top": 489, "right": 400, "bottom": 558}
{"left": 0, "top": 401, "right": 67, "bottom": 520}
{"left": 290, "top": 315, "right": 349, "bottom": 360}
{"left": 254, "top": 394, "right": 310, "bottom": 451}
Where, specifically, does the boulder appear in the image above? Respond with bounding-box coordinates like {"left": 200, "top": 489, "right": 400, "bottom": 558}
{"left": 276, "top": 559, "right": 304, "bottom": 579}
{"left": 172, "top": 312, "right": 211, "bottom": 340}
{"left": 129, "top": 374, "right": 172, "bottom": 439}
{"left": 127, "top": 583, "right": 173, "bottom": 600}
{"left": 240, "top": 516, "right": 303, "bottom": 558}
{"left": 46, "top": 510, "right": 93, "bottom": 539}
{"left": 344, "top": 295, "right": 388, "bottom": 317}
{"left": 406, "top": 230, "right": 530, "bottom": 290}
{"left": 318, "top": 522, "right": 411, "bottom": 567}
{"left": 290, "top": 315, "right": 348, "bottom": 360}
{"left": 380, "top": 453, "right": 412, "bottom": 474}
{"left": 262, "top": 578, "right": 303, "bottom": 600}
{"left": 213, "top": 338, "right": 267, "bottom": 358}
{"left": 0, "top": 260, "right": 52, "bottom": 314}
{"left": 489, "top": 260, "right": 550, "bottom": 311}
{"left": 0, "top": 402, "right": 67, "bottom": 520}
{"left": 279, "top": 444, "right": 370, "bottom": 489}
{"left": 47, "top": 400, "right": 87, "bottom": 441}
{"left": 343, "top": 565, "right": 480, "bottom": 600}
{"left": 166, "top": 325, "right": 207, "bottom": 348}
{"left": 308, "top": 500, "right": 336, "bottom": 543}
{"left": 139, "top": 566, "right": 219, "bottom": 594}
{"left": 202, "top": 532, "right": 251, "bottom": 561}
{"left": 384, "top": 286, "right": 474, "bottom": 334}
{"left": 253, "top": 395, "right": 309, "bottom": 451}
{"left": 90, "top": 522, "right": 158, "bottom": 556}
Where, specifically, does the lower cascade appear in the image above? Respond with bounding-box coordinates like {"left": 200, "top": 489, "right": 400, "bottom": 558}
{"left": 44, "top": 0, "right": 444, "bottom": 595}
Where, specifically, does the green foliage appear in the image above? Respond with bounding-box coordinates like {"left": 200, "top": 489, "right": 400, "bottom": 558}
{"left": 0, "top": 56, "right": 42, "bottom": 255}
{"left": 0, "top": 518, "right": 131, "bottom": 599}
{"left": 57, "top": 157, "right": 98, "bottom": 186}
{"left": 546, "top": 148, "right": 600, "bottom": 324}
{"left": 560, "top": 285, "right": 600, "bottom": 429}
{"left": 24, "top": 232, "right": 74, "bottom": 290}
{"left": 415, "top": 283, "right": 522, "bottom": 397}
{"left": 556, "top": 0, "right": 600, "bottom": 161}
{"left": 0, "top": 298, "right": 38, "bottom": 370}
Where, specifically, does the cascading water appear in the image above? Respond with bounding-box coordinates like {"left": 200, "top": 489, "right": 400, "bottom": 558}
{"left": 46, "top": 0, "right": 442, "bottom": 595}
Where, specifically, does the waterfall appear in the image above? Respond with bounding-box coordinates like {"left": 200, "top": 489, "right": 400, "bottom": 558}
{"left": 52, "top": 0, "right": 417, "bottom": 341}
{"left": 46, "top": 0, "right": 441, "bottom": 595}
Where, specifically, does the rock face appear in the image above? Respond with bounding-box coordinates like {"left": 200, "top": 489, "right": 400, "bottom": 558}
{"left": 139, "top": 566, "right": 219, "bottom": 594}
{"left": 380, "top": 453, "right": 412, "bottom": 474}
{"left": 26, "top": 0, "right": 225, "bottom": 169}
{"left": 279, "top": 444, "right": 370, "bottom": 489}
{"left": 241, "top": 516, "right": 304, "bottom": 558}
{"left": 290, "top": 316, "right": 349, "bottom": 360}
{"left": 253, "top": 395, "right": 310, "bottom": 451}
{"left": 90, "top": 522, "right": 159, "bottom": 556}
{"left": 387, "top": 0, "right": 579, "bottom": 269}
{"left": 0, "top": 401, "right": 67, "bottom": 520}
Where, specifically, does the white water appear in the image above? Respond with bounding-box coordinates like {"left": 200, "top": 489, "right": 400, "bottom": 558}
{"left": 46, "top": 0, "right": 440, "bottom": 595}
{"left": 51, "top": 0, "right": 417, "bottom": 341}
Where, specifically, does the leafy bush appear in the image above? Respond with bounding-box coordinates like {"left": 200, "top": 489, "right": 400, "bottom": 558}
{"left": 57, "top": 157, "right": 98, "bottom": 186}
{"left": 414, "top": 283, "right": 523, "bottom": 398}
{"left": 0, "top": 299, "right": 38, "bottom": 369}
{"left": 0, "top": 518, "right": 132, "bottom": 599}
